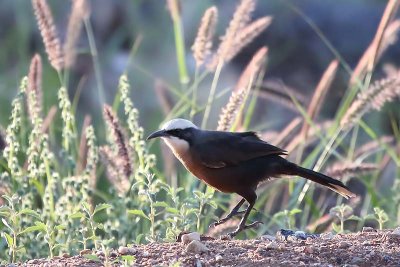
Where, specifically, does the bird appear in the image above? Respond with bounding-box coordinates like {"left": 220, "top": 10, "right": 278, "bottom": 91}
{"left": 147, "top": 118, "right": 355, "bottom": 237}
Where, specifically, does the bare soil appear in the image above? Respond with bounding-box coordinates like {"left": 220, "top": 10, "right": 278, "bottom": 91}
{"left": 17, "top": 229, "right": 400, "bottom": 267}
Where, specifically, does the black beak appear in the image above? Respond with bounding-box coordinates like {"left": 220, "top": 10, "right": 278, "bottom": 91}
{"left": 146, "top": 129, "right": 169, "bottom": 140}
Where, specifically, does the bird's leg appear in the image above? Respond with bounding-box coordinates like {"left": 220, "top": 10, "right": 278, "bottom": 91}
{"left": 210, "top": 198, "right": 246, "bottom": 227}
{"left": 228, "top": 192, "right": 263, "bottom": 238}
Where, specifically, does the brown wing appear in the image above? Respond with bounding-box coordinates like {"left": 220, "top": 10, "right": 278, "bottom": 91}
{"left": 192, "top": 131, "right": 287, "bottom": 169}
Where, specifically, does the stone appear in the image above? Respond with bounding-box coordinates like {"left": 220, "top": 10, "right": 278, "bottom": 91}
{"left": 362, "top": 226, "right": 376, "bottom": 233}
{"left": 266, "top": 241, "right": 279, "bottom": 250}
{"left": 79, "top": 249, "right": 92, "bottom": 255}
{"left": 118, "top": 246, "right": 136, "bottom": 255}
{"left": 181, "top": 232, "right": 201, "bottom": 245}
{"left": 185, "top": 240, "right": 209, "bottom": 254}
{"left": 338, "top": 241, "right": 351, "bottom": 249}
{"left": 260, "top": 234, "right": 276, "bottom": 241}
{"left": 320, "top": 232, "right": 334, "bottom": 240}
{"left": 392, "top": 227, "right": 400, "bottom": 235}
{"left": 215, "top": 254, "right": 223, "bottom": 262}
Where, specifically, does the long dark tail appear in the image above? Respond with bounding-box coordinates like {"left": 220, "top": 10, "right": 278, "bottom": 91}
{"left": 287, "top": 162, "right": 355, "bottom": 199}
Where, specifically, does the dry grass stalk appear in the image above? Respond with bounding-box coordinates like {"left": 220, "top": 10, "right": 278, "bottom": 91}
{"left": 27, "top": 54, "right": 43, "bottom": 121}
{"left": 225, "top": 17, "right": 272, "bottom": 65}
{"left": 326, "top": 162, "right": 378, "bottom": 179}
{"left": 192, "top": 6, "right": 218, "bottom": 67}
{"left": 64, "top": 0, "right": 90, "bottom": 68}
{"left": 341, "top": 76, "right": 400, "bottom": 129}
{"left": 234, "top": 46, "right": 268, "bottom": 92}
{"left": 366, "top": 0, "right": 399, "bottom": 73}
{"left": 217, "top": 88, "right": 248, "bottom": 131}
{"left": 99, "top": 145, "right": 130, "bottom": 195}
{"left": 208, "top": 0, "right": 273, "bottom": 70}
{"left": 273, "top": 117, "right": 302, "bottom": 147}
{"left": 154, "top": 79, "right": 174, "bottom": 115}
{"left": 217, "top": 0, "right": 256, "bottom": 61}
{"left": 103, "top": 104, "right": 133, "bottom": 180}
{"left": 354, "top": 136, "right": 394, "bottom": 159}
{"left": 300, "top": 60, "right": 339, "bottom": 139}
{"left": 166, "top": 0, "right": 181, "bottom": 21}
{"left": 217, "top": 47, "right": 268, "bottom": 131}
{"left": 350, "top": 9, "right": 400, "bottom": 86}
{"left": 32, "top": 0, "right": 63, "bottom": 71}
{"left": 77, "top": 115, "right": 91, "bottom": 174}
{"left": 41, "top": 105, "right": 57, "bottom": 133}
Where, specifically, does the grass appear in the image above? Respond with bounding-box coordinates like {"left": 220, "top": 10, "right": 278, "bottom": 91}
{"left": 0, "top": 0, "right": 399, "bottom": 263}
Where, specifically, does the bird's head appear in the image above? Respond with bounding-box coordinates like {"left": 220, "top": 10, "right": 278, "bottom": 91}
{"left": 146, "top": 118, "right": 198, "bottom": 152}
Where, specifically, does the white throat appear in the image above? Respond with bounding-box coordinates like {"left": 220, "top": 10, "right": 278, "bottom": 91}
{"left": 162, "top": 136, "right": 190, "bottom": 165}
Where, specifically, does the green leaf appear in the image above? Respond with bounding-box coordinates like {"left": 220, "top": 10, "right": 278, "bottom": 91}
{"left": 93, "top": 204, "right": 112, "bottom": 215}
{"left": 207, "top": 201, "right": 218, "bottom": 209}
{"left": 83, "top": 254, "right": 101, "bottom": 262}
{"left": 2, "top": 232, "right": 13, "bottom": 247}
{"left": 55, "top": 224, "right": 67, "bottom": 231}
{"left": 69, "top": 212, "right": 85, "bottom": 219}
{"left": 153, "top": 201, "right": 169, "bottom": 208}
{"left": 332, "top": 223, "right": 341, "bottom": 233}
{"left": 347, "top": 215, "right": 362, "bottom": 221}
{"left": 121, "top": 255, "right": 135, "bottom": 263}
{"left": 166, "top": 207, "right": 180, "bottom": 215}
{"left": 289, "top": 208, "right": 302, "bottom": 215}
{"left": 19, "top": 222, "right": 46, "bottom": 235}
{"left": 1, "top": 218, "right": 13, "bottom": 233}
{"left": 18, "top": 209, "right": 41, "bottom": 219}
{"left": 127, "top": 209, "right": 149, "bottom": 220}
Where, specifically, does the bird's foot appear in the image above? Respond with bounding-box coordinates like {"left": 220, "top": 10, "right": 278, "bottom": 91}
{"left": 209, "top": 210, "right": 246, "bottom": 228}
{"left": 227, "top": 221, "right": 263, "bottom": 238}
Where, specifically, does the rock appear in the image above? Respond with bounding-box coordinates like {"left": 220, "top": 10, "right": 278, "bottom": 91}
{"left": 362, "top": 226, "right": 376, "bottom": 233}
{"left": 338, "top": 241, "right": 351, "bottom": 249}
{"left": 392, "top": 227, "right": 400, "bottom": 235}
{"left": 27, "top": 259, "right": 39, "bottom": 264}
{"left": 294, "top": 231, "right": 307, "bottom": 240}
{"left": 118, "top": 246, "right": 136, "bottom": 255}
{"left": 185, "top": 240, "right": 209, "bottom": 254}
{"left": 320, "top": 232, "right": 334, "bottom": 240}
{"left": 260, "top": 234, "right": 276, "bottom": 241}
{"left": 79, "top": 249, "right": 92, "bottom": 255}
{"left": 266, "top": 241, "right": 279, "bottom": 250}
{"left": 215, "top": 254, "right": 223, "bottom": 262}
{"left": 142, "top": 251, "right": 150, "bottom": 257}
{"left": 62, "top": 253, "right": 70, "bottom": 258}
{"left": 181, "top": 232, "right": 201, "bottom": 245}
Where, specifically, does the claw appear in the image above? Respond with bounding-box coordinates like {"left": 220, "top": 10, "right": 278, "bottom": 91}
{"left": 209, "top": 210, "right": 247, "bottom": 228}
{"left": 227, "top": 221, "right": 263, "bottom": 238}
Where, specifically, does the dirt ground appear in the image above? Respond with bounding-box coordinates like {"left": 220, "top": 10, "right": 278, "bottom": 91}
{"left": 17, "top": 229, "right": 400, "bottom": 267}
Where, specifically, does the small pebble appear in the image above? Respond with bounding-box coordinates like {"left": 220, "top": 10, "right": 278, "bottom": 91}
{"left": 350, "top": 256, "right": 363, "bottom": 264}
{"left": 215, "top": 254, "right": 223, "bottom": 262}
{"left": 181, "top": 232, "right": 201, "bottom": 245}
{"left": 362, "top": 226, "right": 376, "bottom": 233}
{"left": 143, "top": 251, "right": 150, "bottom": 257}
{"left": 303, "top": 246, "right": 314, "bottom": 254}
{"left": 320, "top": 232, "right": 334, "bottom": 240}
{"left": 260, "top": 235, "right": 276, "bottom": 241}
{"left": 392, "top": 227, "right": 400, "bottom": 235}
{"left": 79, "top": 249, "right": 92, "bottom": 255}
{"left": 266, "top": 241, "right": 279, "bottom": 250}
{"left": 62, "top": 253, "right": 70, "bottom": 258}
{"left": 110, "top": 251, "right": 118, "bottom": 257}
{"left": 186, "top": 240, "right": 209, "bottom": 254}
{"left": 338, "top": 241, "right": 351, "bottom": 249}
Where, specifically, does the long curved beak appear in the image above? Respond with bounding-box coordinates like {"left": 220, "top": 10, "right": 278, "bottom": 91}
{"left": 146, "top": 129, "right": 169, "bottom": 140}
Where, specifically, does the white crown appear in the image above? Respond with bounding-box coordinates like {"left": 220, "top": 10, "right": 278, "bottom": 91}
{"left": 161, "top": 118, "right": 198, "bottom": 131}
